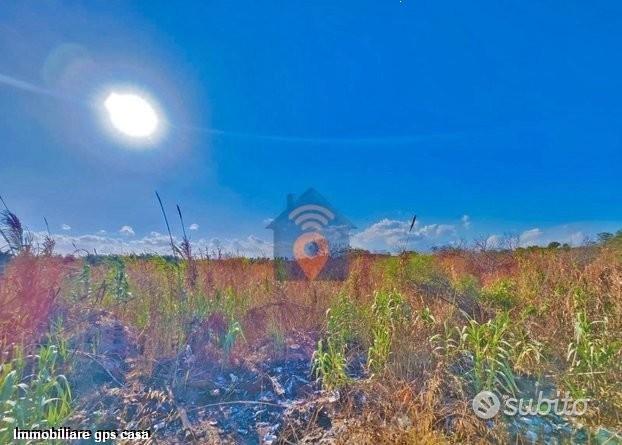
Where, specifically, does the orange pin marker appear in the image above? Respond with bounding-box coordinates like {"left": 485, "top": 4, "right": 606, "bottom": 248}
{"left": 292, "top": 232, "right": 329, "bottom": 280}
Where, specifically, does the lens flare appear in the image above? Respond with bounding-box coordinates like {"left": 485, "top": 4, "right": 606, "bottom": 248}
{"left": 104, "top": 92, "right": 158, "bottom": 138}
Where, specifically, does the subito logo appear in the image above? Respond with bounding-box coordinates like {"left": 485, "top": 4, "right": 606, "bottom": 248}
{"left": 472, "top": 391, "right": 501, "bottom": 419}
{"left": 267, "top": 189, "right": 354, "bottom": 281}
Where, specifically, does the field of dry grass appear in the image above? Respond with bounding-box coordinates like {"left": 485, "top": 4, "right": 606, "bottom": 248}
{"left": 1, "top": 237, "right": 621, "bottom": 443}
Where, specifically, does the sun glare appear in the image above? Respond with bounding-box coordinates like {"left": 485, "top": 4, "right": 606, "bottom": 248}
{"left": 104, "top": 92, "right": 159, "bottom": 138}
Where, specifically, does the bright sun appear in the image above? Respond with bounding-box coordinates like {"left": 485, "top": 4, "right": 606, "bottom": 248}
{"left": 104, "top": 92, "right": 159, "bottom": 138}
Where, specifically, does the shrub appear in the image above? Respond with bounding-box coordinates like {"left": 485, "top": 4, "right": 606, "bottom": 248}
{"left": 480, "top": 278, "right": 517, "bottom": 309}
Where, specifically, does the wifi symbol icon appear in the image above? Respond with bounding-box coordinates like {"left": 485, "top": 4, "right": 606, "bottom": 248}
{"left": 288, "top": 204, "right": 335, "bottom": 232}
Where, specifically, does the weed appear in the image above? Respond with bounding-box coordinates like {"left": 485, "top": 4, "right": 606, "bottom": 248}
{"left": 108, "top": 257, "right": 132, "bottom": 303}
{"left": 312, "top": 294, "right": 363, "bottom": 389}
{"left": 432, "top": 313, "right": 541, "bottom": 395}
{"left": 71, "top": 261, "right": 91, "bottom": 301}
{"left": 267, "top": 319, "right": 286, "bottom": 356}
{"left": 480, "top": 278, "right": 517, "bottom": 309}
{"left": 565, "top": 310, "right": 621, "bottom": 397}
{"left": 367, "top": 290, "right": 409, "bottom": 373}
{"left": 454, "top": 274, "right": 480, "bottom": 300}
{"left": 1, "top": 225, "right": 621, "bottom": 441}
{"left": 312, "top": 339, "right": 349, "bottom": 390}
{"left": 0, "top": 344, "right": 72, "bottom": 443}
{"left": 221, "top": 319, "right": 244, "bottom": 360}
{"left": 419, "top": 306, "right": 436, "bottom": 326}
{"left": 407, "top": 253, "right": 441, "bottom": 285}
{"left": 326, "top": 293, "right": 360, "bottom": 349}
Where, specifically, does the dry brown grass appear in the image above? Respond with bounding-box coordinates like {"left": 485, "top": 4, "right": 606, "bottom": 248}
{"left": 1, "top": 243, "right": 621, "bottom": 442}
{"left": 0, "top": 253, "right": 67, "bottom": 348}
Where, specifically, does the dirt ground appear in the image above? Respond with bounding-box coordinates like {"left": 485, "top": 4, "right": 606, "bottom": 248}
{"left": 63, "top": 309, "right": 362, "bottom": 444}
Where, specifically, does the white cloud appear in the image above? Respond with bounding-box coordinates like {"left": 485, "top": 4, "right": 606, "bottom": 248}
{"left": 189, "top": 223, "right": 199, "bottom": 231}
{"left": 351, "top": 218, "right": 458, "bottom": 253}
{"left": 484, "top": 227, "right": 591, "bottom": 250}
{"left": 25, "top": 220, "right": 619, "bottom": 258}
{"left": 97, "top": 229, "right": 107, "bottom": 235}
{"left": 31, "top": 232, "right": 125, "bottom": 255}
{"left": 119, "top": 225, "right": 135, "bottom": 237}
{"left": 569, "top": 231, "right": 586, "bottom": 246}
{"left": 519, "top": 228, "right": 543, "bottom": 246}
{"left": 226, "top": 235, "right": 272, "bottom": 257}
{"left": 61, "top": 224, "right": 71, "bottom": 231}
{"left": 351, "top": 218, "right": 603, "bottom": 253}
{"left": 518, "top": 228, "right": 590, "bottom": 248}
{"left": 30, "top": 230, "right": 273, "bottom": 258}
{"left": 486, "top": 234, "right": 503, "bottom": 249}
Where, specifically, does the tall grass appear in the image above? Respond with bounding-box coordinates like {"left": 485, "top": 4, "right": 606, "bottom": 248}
{"left": 1, "top": 216, "right": 621, "bottom": 441}
{"left": 0, "top": 254, "right": 65, "bottom": 348}
{"left": 367, "top": 290, "right": 409, "bottom": 373}
{"left": 0, "top": 343, "right": 72, "bottom": 443}
{"left": 312, "top": 339, "right": 349, "bottom": 390}
{"left": 312, "top": 294, "right": 358, "bottom": 390}
{"left": 565, "top": 310, "right": 621, "bottom": 398}
{"left": 432, "top": 312, "right": 541, "bottom": 395}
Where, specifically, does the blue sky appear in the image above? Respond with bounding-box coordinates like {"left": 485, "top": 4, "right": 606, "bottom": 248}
{"left": 1, "top": 1, "right": 621, "bottom": 255}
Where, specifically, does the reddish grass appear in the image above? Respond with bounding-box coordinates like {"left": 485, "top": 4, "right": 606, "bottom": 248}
{"left": 0, "top": 254, "right": 67, "bottom": 348}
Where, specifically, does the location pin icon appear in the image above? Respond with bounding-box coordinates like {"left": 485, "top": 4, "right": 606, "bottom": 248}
{"left": 292, "top": 232, "right": 329, "bottom": 280}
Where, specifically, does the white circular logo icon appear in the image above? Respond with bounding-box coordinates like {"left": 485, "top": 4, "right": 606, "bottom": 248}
{"left": 472, "top": 391, "right": 501, "bottom": 419}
